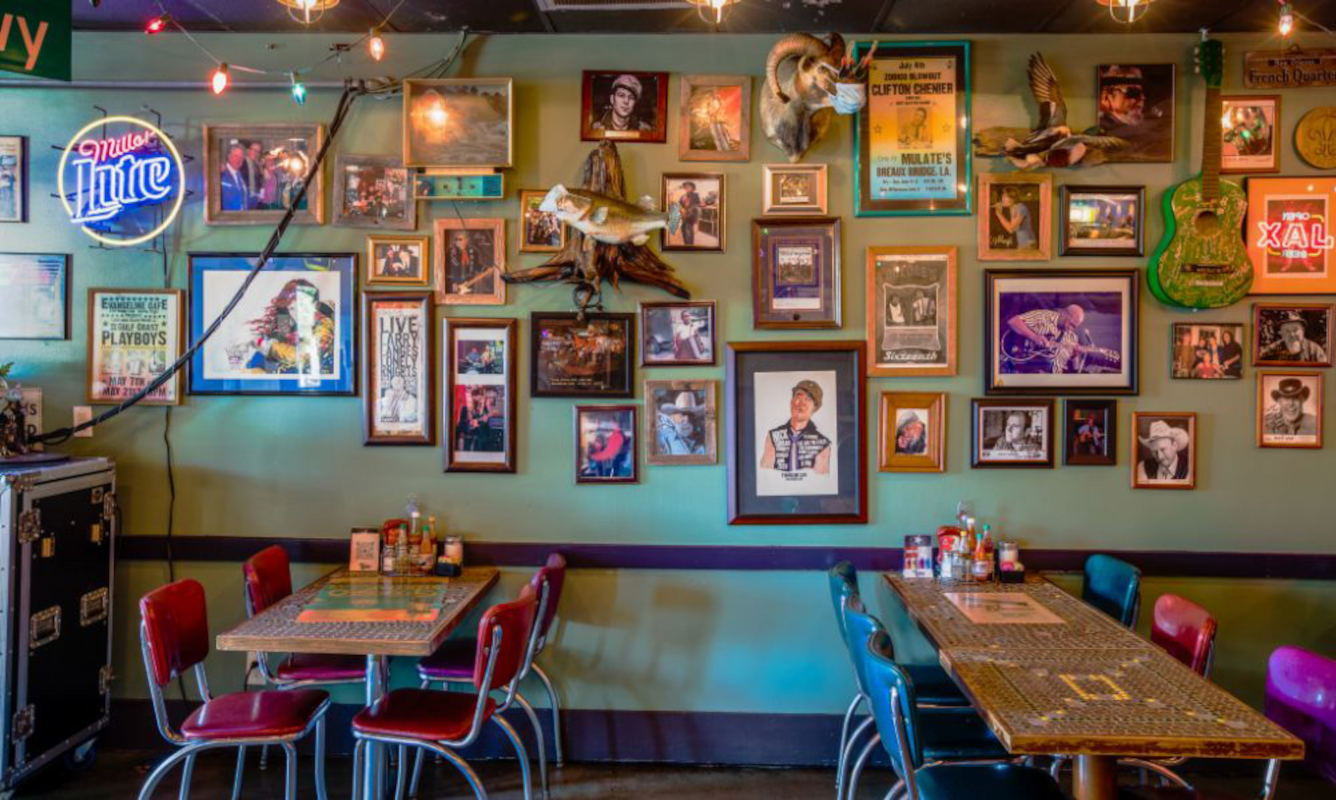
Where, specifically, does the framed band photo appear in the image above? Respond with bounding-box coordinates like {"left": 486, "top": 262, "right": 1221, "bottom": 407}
{"left": 445, "top": 317, "right": 517, "bottom": 473}
{"left": 86, "top": 288, "right": 184, "bottom": 406}
{"left": 575, "top": 405, "right": 638, "bottom": 484}
{"left": 1131, "top": 412, "right": 1196, "bottom": 490}
{"left": 640, "top": 300, "right": 716, "bottom": 366}
{"left": 879, "top": 391, "right": 946, "bottom": 473}
{"left": 678, "top": 74, "right": 750, "bottom": 162}
{"left": 978, "top": 172, "right": 1052, "bottom": 261}
{"left": 751, "top": 216, "right": 841, "bottom": 329}
{"left": 363, "top": 292, "right": 434, "bottom": 446}
{"left": 1064, "top": 398, "right": 1116, "bottom": 466}
{"left": 530, "top": 312, "right": 634, "bottom": 398}
{"left": 645, "top": 379, "right": 717, "bottom": 466}
{"left": 1221, "top": 95, "right": 1280, "bottom": 175}
{"left": 985, "top": 269, "right": 1139, "bottom": 395}
{"left": 1058, "top": 185, "right": 1145, "bottom": 257}
{"left": 366, "top": 235, "right": 430, "bottom": 287}
{"left": 435, "top": 218, "right": 506, "bottom": 305}
{"left": 970, "top": 398, "right": 1055, "bottom": 469}
{"left": 866, "top": 246, "right": 956, "bottom": 376}
{"left": 1257, "top": 371, "right": 1322, "bottom": 449}
{"left": 1252, "top": 303, "right": 1332, "bottom": 367}
{"left": 1171, "top": 322, "right": 1244, "bottom": 379}
{"left": 332, "top": 154, "right": 415, "bottom": 230}
{"left": 763, "top": 164, "right": 827, "bottom": 215}
{"left": 1245, "top": 177, "right": 1336, "bottom": 295}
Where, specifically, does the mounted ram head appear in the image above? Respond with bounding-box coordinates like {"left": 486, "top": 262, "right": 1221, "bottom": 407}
{"left": 760, "top": 33, "right": 872, "bottom": 162}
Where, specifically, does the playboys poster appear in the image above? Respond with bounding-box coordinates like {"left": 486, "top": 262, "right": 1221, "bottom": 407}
{"left": 88, "top": 289, "right": 182, "bottom": 404}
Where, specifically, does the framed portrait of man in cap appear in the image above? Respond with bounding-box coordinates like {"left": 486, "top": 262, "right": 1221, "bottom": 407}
{"left": 1252, "top": 303, "right": 1333, "bottom": 367}
{"left": 1131, "top": 412, "right": 1196, "bottom": 490}
{"left": 1257, "top": 372, "right": 1323, "bottom": 449}
{"left": 1095, "top": 63, "right": 1175, "bottom": 163}
{"left": 645, "top": 379, "right": 717, "bottom": 466}
{"left": 581, "top": 71, "right": 669, "bottom": 143}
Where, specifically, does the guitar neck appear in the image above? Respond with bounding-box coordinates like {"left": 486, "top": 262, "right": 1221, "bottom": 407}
{"left": 1201, "top": 85, "right": 1222, "bottom": 203}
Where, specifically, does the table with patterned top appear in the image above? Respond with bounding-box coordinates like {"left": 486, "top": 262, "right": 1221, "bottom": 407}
{"left": 884, "top": 574, "right": 1303, "bottom": 800}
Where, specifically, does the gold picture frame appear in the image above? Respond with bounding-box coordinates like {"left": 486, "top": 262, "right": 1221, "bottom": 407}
{"left": 366, "top": 235, "right": 430, "bottom": 287}
{"left": 678, "top": 74, "right": 751, "bottom": 162}
{"left": 879, "top": 392, "right": 946, "bottom": 473}
{"left": 978, "top": 172, "right": 1052, "bottom": 262}
{"left": 762, "top": 164, "right": 827, "bottom": 215}
{"left": 402, "top": 78, "right": 513, "bottom": 169}
{"left": 865, "top": 246, "right": 957, "bottom": 377}
{"left": 203, "top": 123, "right": 327, "bottom": 226}
{"left": 435, "top": 218, "right": 507, "bottom": 306}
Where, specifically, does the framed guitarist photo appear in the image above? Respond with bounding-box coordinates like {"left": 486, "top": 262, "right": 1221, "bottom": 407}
{"left": 1245, "top": 177, "right": 1336, "bottom": 295}
{"left": 434, "top": 218, "right": 506, "bottom": 305}
{"left": 984, "top": 269, "right": 1139, "bottom": 396}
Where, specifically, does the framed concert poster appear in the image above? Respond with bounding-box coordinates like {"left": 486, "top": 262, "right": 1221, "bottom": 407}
{"left": 575, "top": 405, "right": 639, "bottom": 484}
{"left": 1221, "top": 95, "right": 1280, "bottom": 174}
{"left": 645, "top": 379, "right": 717, "bottom": 466}
{"left": 970, "top": 397, "right": 1055, "bottom": 469}
{"left": 0, "top": 136, "right": 27, "bottom": 223}
{"left": 530, "top": 312, "right": 634, "bottom": 398}
{"left": 188, "top": 253, "right": 358, "bottom": 396}
{"left": 866, "top": 246, "right": 956, "bottom": 376}
{"left": 445, "top": 317, "right": 517, "bottom": 473}
{"left": 0, "top": 253, "right": 68, "bottom": 340}
{"left": 1246, "top": 177, "right": 1336, "bottom": 295}
{"left": 1058, "top": 185, "right": 1145, "bottom": 257}
{"left": 86, "top": 288, "right": 184, "bottom": 406}
{"left": 435, "top": 218, "right": 506, "bottom": 305}
{"left": 362, "top": 292, "right": 433, "bottom": 446}
{"left": 366, "top": 235, "right": 430, "bottom": 287}
{"left": 1257, "top": 371, "right": 1322, "bottom": 449}
{"left": 1063, "top": 398, "right": 1117, "bottom": 466}
{"left": 580, "top": 71, "right": 669, "bottom": 143}
{"left": 725, "top": 341, "right": 867, "bottom": 525}
{"left": 984, "top": 269, "right": 1139, "bottom": 396}
{"left": 678, "top": 75, "right": 750, "bottom": 162}
{"left": 978, "top": 172, "right": 1052, "bottom": 261}
{"left": 751, "top": 217, "right": 841, "bottom": 329}
{"left": 1131, "top": 412, "right": 1196, "bottom": 490}
{"left": 202, "top": 124, "right": 326, "bottom": 226}
{"left": 879, "top": 391, "right": 946, "bottom": 473}
{"left": 333, "top": 154, "right": 415, "bottom": 230}
{"left": 640, "top": 300, "right": 716, "bottom": 366}
{"left": 853, "top": 40, "right": 971, "bottom": 217}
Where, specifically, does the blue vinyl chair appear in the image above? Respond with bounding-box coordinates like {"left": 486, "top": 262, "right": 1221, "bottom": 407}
{"left": 1083, "top": 554, "right": 1142, "bottom": 628}
{"left": 852, "top": 631, "right": 1067, "bottom": 800}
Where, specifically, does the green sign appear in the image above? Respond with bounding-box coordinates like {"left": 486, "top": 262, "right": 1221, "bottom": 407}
{"left": 0, "top": 0, "right": 71, "bottom": 81}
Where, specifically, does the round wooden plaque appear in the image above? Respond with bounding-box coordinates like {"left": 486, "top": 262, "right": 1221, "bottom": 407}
{"left": 1295, "top": 107, "right": 1336, "bottom": 169}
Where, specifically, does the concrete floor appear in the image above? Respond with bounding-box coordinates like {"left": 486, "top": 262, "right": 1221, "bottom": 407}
{"left": 11, "top": 750, "right": 1336, "bottom": 799}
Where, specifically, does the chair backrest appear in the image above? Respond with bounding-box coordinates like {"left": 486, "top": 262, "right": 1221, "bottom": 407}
{"left": 1082, "top": 554, "right": 1141, "bottom": 628}
{"left": 1265, "top": 645, "right": 1336, "bottom": 783}
{"left": 861, "top": 631, "right": 923, "bottom": 780}
{"left": 529, "top": 552, "right": 566, "bottom": 649}
{"left": 840, "top": 596, "right": 887, "bottom": 695}
{"left": 140, "top": 579, "right": 211, "bottom": 688}
{"left": 242, "top": 545, "right": 293, "bottom": 616}
{"left": 828, "top": 561, "right": 859, "bottom": 642}
{"left": 1150, "top": 594, "right": 1217, "bottom": 676}
{"left": 473, "top": 583, "right": 539, "bottom": 693}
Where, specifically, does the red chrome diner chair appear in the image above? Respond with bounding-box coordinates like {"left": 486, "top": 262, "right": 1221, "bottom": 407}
{"left": 138, "top": 579, "right": 331, "bottom": 800}
{"left": 352, "top": 584, "right": 540, "bottom": 800}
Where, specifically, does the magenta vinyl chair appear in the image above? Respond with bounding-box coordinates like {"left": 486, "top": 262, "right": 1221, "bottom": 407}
{"left": 1267, "top": 645, "right": 1336, "bottom": 784}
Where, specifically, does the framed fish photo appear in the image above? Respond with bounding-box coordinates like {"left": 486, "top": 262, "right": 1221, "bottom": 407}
{"left": 402, "top": 78, "right": 513, "bottom": 169}
{"left": 978, "top": 173, "right": 1052, "bottom": 261}
{"left": 866, "top": 246, "right": 956, "bottom": 376}
{"left": 751, "top": 217, "right": 841, "bottom": 329}
{"left": 363, "top": 292, "right": 434, "bottom": 445}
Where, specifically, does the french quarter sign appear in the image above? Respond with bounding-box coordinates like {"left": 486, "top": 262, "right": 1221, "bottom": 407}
{"left": 1243, "top": 48, "right": 1336, "bottom": 89}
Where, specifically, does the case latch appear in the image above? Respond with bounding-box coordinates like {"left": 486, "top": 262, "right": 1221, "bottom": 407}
{"left": 29, "top": 606, "right": 60, "bottom": 651}
{"left": 17, "top": 508, "right": 40, "bottom": 544}
{"left": 80, "top": 588, "right": 109, "bottom": 627}
{"left": 12, "top": 706, "right": 33, "bottom": 741}
{"left": 98, "top": 665, "right": 114, "bottom": 694}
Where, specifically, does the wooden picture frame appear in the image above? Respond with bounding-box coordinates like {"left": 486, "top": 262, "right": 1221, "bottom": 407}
{"left": 366, "top": 235, "right": 430, "bottom": 287}
{"left": 1170, "top": 322, "right": 1245, "bottom": 379}
{"left": 445, "top": 317, "right": 518, "bottom": 473}
{"left": 678, "top": 75, "right": 751, "bottom": 162}
{"left": 1252, "top": 302, "right": 1333, "bottom": 367}
{"left": 662, "top": 172, "right": 725, "bottom": 252}
{"left": 978, "top": 172, "right": 1052, "bottom": 261}
{"left": 519, "top": 189, "right": 566, "bottom": 254}
{"left": 1257, "top": 371, "right": 1323, "bottom": 449}
{"left": 970, "top": 397, "right": 1055, "bottom": 469}
{"left": 402, "top": 78, "right": 513, "bottom": 169}
{"left": 1063, "top": 398, "right": 1117, "bottom": 466}
{"left": 0, "top": 253, "right": 69, "bottom": 340}
{"left": 640, "top": 300, "right": 716, "bottom": 367}
{"left": 762, "top": 164, "right": 827, "bottom": 215}
{"left": 866, "top": 246, "right": 957, "bottom": 376}
{"left": 0, "top": 135, "right": 28, "bottom": 223}
{"left": 434, "top": 218, "right": 506, "bottom": 305}
{"left": 332, "top": 153, "right": 415, "bottom": 230}
{"left": 879, "top": 392, "right": 946, "bottom": 473}
{"left": 530, "top": 312, "right": 635, "bottom": 398}
{"left": 1131, "top": 412, "right": 1197, "bottom": 490}
{"left": 202, "top": 123, "right": 327, "bottom": 226}
{"left": 645, "top": 379, "right": 717, "bottom": 466}
{"left": 1245, "top": 177, "right": 1336, "bottom": 295}
{"left": 1221, "top": 95, "right": 1281, "bottom": 175}
{"left": 574, "top": 404, "right": 639, "bottom": 483}
{"left": 1058, "top": 185, "right": 1146, "bottom": 257}
{"left": 580, "top": 71, "right": 669, "bottom": 143}
{"left": 86, "top": 288, "right": 184, "bottom": 406}
{"left": 751, "top": 216, "right": 841, "bottom": 329}
{"left": 363, "top": 291, "right": 434, "bottom": 446}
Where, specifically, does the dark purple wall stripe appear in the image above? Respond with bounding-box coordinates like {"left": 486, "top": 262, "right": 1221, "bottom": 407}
{"left": 115, "top": 535, "right": 1336, "bottom": 579}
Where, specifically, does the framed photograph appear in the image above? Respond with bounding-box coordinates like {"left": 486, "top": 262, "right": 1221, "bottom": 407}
{"left": 1063, "top": 398, "right": 1116, "bottom": 466}
{"left": 679, "top": 75, "right": 750, "bottom": 162}
{"left": 530, "top": 312, "right": 634, "bottom": 398}
{"left": 203, "top": 124, "right": 326, "bottom": 225}
{"left": 581, "top": 71, "right": 669, "bottom": 143}
{"left": 1258, "top": 371, "right": 1323, "bottom": 449}
{"left": 978, "top": 173, "right": 1052, "bottom": 261}
{"left": 435, "top": 218, "right": 506, "bottom": 305}
{"left": 0, "top": 135, "right": 27, "bottom": 223}
{"left": 86, "top": 288, "right": 184, "bottom": 405}
{"left": 645, "top": 379, "right": 717, "bottom": 466}
{"left": 1096, "top": 63, "right": 1175, "bottom": 163}
{"left": 366, "top": 235, "right": 430, "bottom": 287}
{"left": 985, "top": 269, "right": 1139, "bottom": 395}
{"left": 866, "top": 246, "right": 956, "bottom": 376}
{"left": 0, "top": 254, "right": 68, "bottom": 340}
{"left": 1131, "top": 412, "right": 1196, "bottom": 489}
{"left": 640, "top": 300, "right": 715, "bottom": 366}
{"left": 348, "top": 529, "right": 381, "bottom": 573}
{"left": 445, "top": 317, "right": 517, "bottom": 473}
{"left": 1252, "top": 303, "right": 1332, "bottom": 367}
{"left": 1171, "top": 322, "right": 1245, "bottom": 379}
{"left": 1059, "top": 185, "right": 1145, "bottom": 257}
{"left": 333, "top": 154, "right": 414, "bottom": 230}
{"left": 188, "top": 253, "right": 357, "bottom": 396}
{"left": 971, "top": 398, "right": 1055, "bottom": 468}
{"left": 662, "top": 173, "right": 724, "bottom": 251}
{"left": 853, "top": 40, "right": 972, "bottom": 216}
{"left": 519, "top": 190, "right": 566, "bottom": 254}
{"left": 363, "top": 292, "right": 434, "bottom": 445}
{"left": 575, "top": 405, "right": 638, "bottom": 484}
{"left": 725, "top": 341, "right": 867, "bottom": 525}
{"left": 763, "top": 164, "right": 827, "bottom": 215}
{"left": 879, "top": 391, "right": 946, "bottom": 473}
{"left": 402, "top": 78, "right": 513, "bottom": 169}
{"left": 751, "top": 216, "right": 841, "bottom": 329}
{"left": 1245, "top": 177, "right": 1336, "bottom": 295}
{"left": 1221, "top": 96, "right": 1280, "bottom": 174}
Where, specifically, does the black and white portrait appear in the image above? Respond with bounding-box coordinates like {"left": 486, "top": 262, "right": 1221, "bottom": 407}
{"left": 980, "top": 408, "right": 1046, "bottom": 461}
{"left": 1253, "top": 304, "right": 1333, "bottom": 367}
{"left": 1258, "top": 373, "right": 1323, "bottom": 448}
{"left": 753, "top": 370, "right": 838, "bottom": 496}
{"left": 1132, "top": 413, "right": 1195, "bottom": 489}
{"left": 581, "top": 71, "right": 668, "bottom": 143}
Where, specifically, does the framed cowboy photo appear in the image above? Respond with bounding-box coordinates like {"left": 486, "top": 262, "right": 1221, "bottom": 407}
{"left": 662, "top": 173, "right": 724, "bottom": 252}
{"left": 879, "top": 391, "right": 946, "bottom": 473}
{"left": 1252, "top": 303, "right": 1332, "bottom": 367}
{"left": 1257, "top": 372, "right": 1322, "bottom": 449}
{"left": 581, "top": 71, "right": 669, "bottom": 143}
{"left": 645, "top": 379, "right": 717, "bottom": 466}
{"left": 970, "top": 398, "right": 1054, "bottom": 469}
{"left": 1131, "top": 412, "right": 1196, "bottom": 490}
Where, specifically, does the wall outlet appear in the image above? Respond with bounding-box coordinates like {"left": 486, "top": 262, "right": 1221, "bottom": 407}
{"left": 72, "top": 406, "right": 94, "bottom": 438}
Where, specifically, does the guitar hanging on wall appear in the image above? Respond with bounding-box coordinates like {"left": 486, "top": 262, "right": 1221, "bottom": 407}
{"left": 1147, "top": 32, "right": 1254, "bottom": 308}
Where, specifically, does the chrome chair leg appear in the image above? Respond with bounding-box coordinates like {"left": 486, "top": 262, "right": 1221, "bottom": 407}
{"left": 837, "top": 715, "right": 876, "bottom": 800}
{"left": 351, "top": 740, "right": 368, "bottom": 800}
{"left": 231, "top": 746, "right": 246, "bottom": 800}
{"left": 394, "top": 745, "right": 408, "bottom": 800}
{"left": 1261, "top": 758, "right": 1281, "bottom": 800}
{"left": 315, "top": 716, "right": 329, "bottom": 800}
{"left": 846, "top": 734, "right": 882, "bottom": 800}
{"left": 424, "top": 741, "right": 488, "bottom": 800}
{"left": 408, "top": 749, "right": 425, "bottom": 799}
{"left": 515, "top": 693, "right": 550, "bottom": 799}
{"left": 1119, "top": 758, "right": 1192, "bottom": 789}
{"left": 494, "top": 714, "right": 533, "bottom": 800}
{"left": 837, "top": 693, "right": 863, "bottom": 780}
{"left": 138, "top": 746, "right": 200, "bottom": 800}
{"left": 282, "top": 742, "right": 298, "bottom": 800}
{"left": 260, "top": 743, "right": 270, "bottom": 770}
{"left": 883, "top": 779, "right": 907, "bottom": 800}
{"left": 178, "top": 752, "right": 197, "bottom": 800}
{"left": 532, "top": 663, "right": 564, "bottom": 766}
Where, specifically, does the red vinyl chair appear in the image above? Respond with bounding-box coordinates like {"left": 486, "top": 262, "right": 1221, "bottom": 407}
{"left": 352, "top": 585, "right": 539, "bottom": 800}
{"left": 137, "top": 579, "right": 330, "bottom": 800}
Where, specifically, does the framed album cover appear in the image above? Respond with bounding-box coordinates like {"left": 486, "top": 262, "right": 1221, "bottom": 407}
{"left": 1252, "top": 303, "right": 1332, "bottom": 367}
{"left": 363, "top": 292, "right": 434, "bottom": 445}
{"left": 86, "top": 288, "right": 184, "bottom": 406}
{"left": 1058, "top": 185, "right": 1145, "bottom": 257}
{"left": 1246, "top": 177, "right": 1336, "bottom": 295}
{"left": 645, "top": 379, "right": 717, "bottom": 466}
{"left": 1257, "top": 371, "right": 1322, "bottom": 449}
{"left": 979, "top": 172, "right": 1052, "bottom": 261}
{"left": 0, "top": 135, "right": 27, "bottom": 223}
{"left": 0, "top": 253, "right": 68, "bottom": 340}
{"left": 763, "top": 164, "right": 827, "bottom": 215}
{"left": 640, "top": 301, "right": 715, "bottom": 366}
{"left": 751, "top": 217, "right": 841, "bottom": 329}
{"left": 203, "top": 124, "right": 326, "bottom": 225}
{"left": 1096, "top": 63, "right": 1176, "bottom": 163}
{"left": 530, "top": 312, "right": 634, "bottom": 398}
{"left": 402, "top": 78, "right": 513, "bottom": 169}
{"left": 678, "top": 75, "right": 750, "bottom": 162}
{"left": 662, "top": 173, "right": 724, "bottom": 252}
{"left": 725, "top": 341, "right": 867, "bottom": 525}
{"left": 879, "top": 391, "right": 946, "bottom": 473}
{"left": 1131, "top": 412, "right": 1196, "bottom": 490}
{"left": 435, "top": 218, "right": 506, "bottom": 305}
{"left": 1063, "top": 398, "right": 1116, "bottom": 466}
{"left": 970, "top": 398, "right": 1055, "bottom": 469}
{"left": 581, "top": 71, "right": 669, "bottom": 143}
{"left": 445, "top": 317, "right": 517, "bottom": 473}
{"left": 1221, "top": 95, "right": 1280, "bottom": 174}
{"left": 853, "top": 40, "right": 972, "bottom": 216}
{"left": 333, "top": 154, "right": 414, "bottom": 230}
{"left": 1171, "top": 322, "right": 1245, "bottom": 379}
{"left": 866, "top": 246, "right": 956, "bottom": 376}
{"left": 575, "top": 405, "right": 638, "bottom": 483}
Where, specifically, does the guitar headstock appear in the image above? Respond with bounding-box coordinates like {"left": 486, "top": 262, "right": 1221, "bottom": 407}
{"left": 1194, "top": 31, "right": 1225, "bottom": 89}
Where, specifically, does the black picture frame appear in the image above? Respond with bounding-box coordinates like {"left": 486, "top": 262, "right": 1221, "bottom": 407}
{"left": 970, "top": 397, "right": 1056, "bottom": 469}
{"left": 574, "top": 404, "right": 639, "bottom": 483}
{"left": 1058, "top": 185, "right": 1146, "bottom": 257}
{"left": 530, "top": 312, "right": 635, "bottom": 398}
{"left": 1063, "top": 398, "right": 1117, "bottom": 466}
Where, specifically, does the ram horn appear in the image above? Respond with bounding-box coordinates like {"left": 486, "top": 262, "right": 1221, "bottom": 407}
{"left": 765, "top": 32, "right": 832, "bottom": 105}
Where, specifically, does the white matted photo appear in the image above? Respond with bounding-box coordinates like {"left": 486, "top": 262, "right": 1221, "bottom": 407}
{"left": 980, "top": 407, "right": 1046, "bottom": 461}
{"left": 1258, "top": 372, "right": 1322, "bottom": 449}
{"left": 753, "top": 370, "right": 839, "bottom": 497}
{"left": 1132, "top": 412, "right": 1196, "bottom": 490}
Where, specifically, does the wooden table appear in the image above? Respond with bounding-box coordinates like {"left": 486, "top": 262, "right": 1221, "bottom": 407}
{"left": 884, "top": 574, "right": 1303, "bottom": 800}
{"left": 217, "top": 567, "right": 500, "bottom": 799}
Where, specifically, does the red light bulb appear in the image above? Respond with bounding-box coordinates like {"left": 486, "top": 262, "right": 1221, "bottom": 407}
{"left": 145, "top": 14, "right": 171, "bottom": 34}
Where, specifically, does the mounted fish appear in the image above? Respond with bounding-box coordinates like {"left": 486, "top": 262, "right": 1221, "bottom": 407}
{"left": 505, "top": 141, "right": 690, "bottom": 316}
{"left": 760, "top": 33, "right": 875, "bottom": 162}
{"left": 973, "top": 53, "right": 1128, "bottom": 169}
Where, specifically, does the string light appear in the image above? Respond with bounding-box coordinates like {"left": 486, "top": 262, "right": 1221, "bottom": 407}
{"left": 211, "top": 63, "right": 229, "bottom": 95}
{"left": 1278, "top": 2, "right": 1295, "bottom": 37}
{"left": 290, "top": 72, "right": 307, "bottom": 105}
{"left": 144, "top": 14, "right": 171, "bottom": 34}
{"left": 686, "top": 0, "right": 737, "bottom": 24}
{"left": 368, "top": 28, "right": 386, "bottom": 62}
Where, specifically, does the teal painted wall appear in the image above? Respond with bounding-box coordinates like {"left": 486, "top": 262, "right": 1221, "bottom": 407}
{"left": 2, "top": 32, "right": 1334, "bottom": 718}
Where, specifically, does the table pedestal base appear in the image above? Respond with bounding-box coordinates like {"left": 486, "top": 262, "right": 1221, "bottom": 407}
{"left": 1073, "top": 754, "right": 1116, "bottom": 800}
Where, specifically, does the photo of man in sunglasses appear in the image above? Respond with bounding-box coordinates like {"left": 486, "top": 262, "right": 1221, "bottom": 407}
{"left": 1097, "top": 64, "right": 1174, "bottom": 162}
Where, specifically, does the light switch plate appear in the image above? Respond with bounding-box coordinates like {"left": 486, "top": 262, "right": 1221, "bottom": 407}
{"left": 72, "top": 406, "right": 94, "bottom": 438}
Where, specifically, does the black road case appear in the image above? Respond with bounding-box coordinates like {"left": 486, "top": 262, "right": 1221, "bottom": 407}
{"left": 0, "top": 457, "right": 114, "bottom": 793}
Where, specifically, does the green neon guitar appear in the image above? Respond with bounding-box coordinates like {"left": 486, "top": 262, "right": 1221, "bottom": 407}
{"left": 1147, "top": 33, "right": 1253, "bottom": 308}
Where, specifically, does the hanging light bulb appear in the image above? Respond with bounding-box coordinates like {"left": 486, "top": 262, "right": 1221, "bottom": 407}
{"left": 274, "top": 0, "right": 340, "bottom": 26}
{"left": 1095, "top": 0, "right": 1156, "bottom": 24}
{"left": 211, "top": 63, "right": 230, "bottom": 95}
{"left": 290, "top": 72, "right": 307, "bottom": 105}
{"left": 1278, "top": 2, "right": 1295, "bottom": 36}
{"left": 686, "top": 0, "right": 737, "bottom": 25}
{"left": 144, "top": 13, "right": 171, "bottom": 34}
{"left": 368, "top": 28, "right": 385, "bottom": 62}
